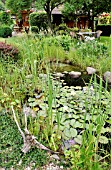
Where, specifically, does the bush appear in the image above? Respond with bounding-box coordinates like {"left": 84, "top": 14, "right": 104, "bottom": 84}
{"left": 0, "top": 11, "right": 13, "bottom": 25}
{"left": 29, "top": 12, "right": 48, "bottom": 32}
{"left": 0, "top": 25, "right": 12, "bottom": 38}
{"left": 31, "top": 26, "right": 39, "bottom": 33}
{"left": 0, "top": 42, "right": 19, "bottom": 60}
{"left": 44, "top": 35, "right": 72, "bottom": 51}
{"left": 54, "top": 23, "right": 70, "bottom": 35}
{"left": 96, "top": 25, "right": 111, "bottom": 36}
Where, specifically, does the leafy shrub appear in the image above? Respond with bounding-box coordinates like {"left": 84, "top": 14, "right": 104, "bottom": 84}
{"left": 0, "top": 42, "right": 19, "bottom": 59}
{"left": 69, "top": 27, "right": 79, "bottom": 32}
{"left": 29, "top": 12, "right": 48, "bottom": 32}
{"left": 44, "top": 35, "right": 72, "bottom": 51}
{"left": 0, "top": 25, "right": 12, "bottom": 38}
{"left": 31, "top": 26, "right": 39, "bottom": 33}
{"left": 98, "top": 13, "right": 111, "bottom": 24}
{"left": 54, "top": 23, "right": 70, "bottom": 35}
{"left": 0, "top": 11, "right": 13, "bottom": 25}
{"left": 77, "top": 40, "right": 108, "bottom": 58}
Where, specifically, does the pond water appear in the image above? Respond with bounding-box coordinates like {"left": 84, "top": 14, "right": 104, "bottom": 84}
{"left": 50, "top": 62, "right": 91, "bottom": 87}
{"left": 50, "top": 62, "right": 82, "bottom": 72}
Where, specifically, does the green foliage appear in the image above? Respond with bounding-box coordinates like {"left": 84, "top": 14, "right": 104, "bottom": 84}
{"left": 0, "top": 11, "right": 13, "bottom": 25}
{"left": 54, "top": 23, "right": 70, "bottom": 35}
{"left": 44, "top": 35, "right": 72, "bottom": 51}
{"left": 6, "top": 0, "right": 32, "bottom": 13}
{"left": 76, "top": 40, "right": 108, "bottom": 59}
{"left": 35, "top": 0, "right": 66, "bottom": 29}
{"left": 0, "top": 25, "right": 12, "bottom": 38}
{"left": 31, "top": 26, "right": 39, "bottom": 33}
{"left": 0, "top": 1, "right": 5, "bottom": 11}
{"left": 29, "top": 12, "right": 48, "bottom": 32}
{"left": 0, "top": 111, "right": 47, "bottom": 169}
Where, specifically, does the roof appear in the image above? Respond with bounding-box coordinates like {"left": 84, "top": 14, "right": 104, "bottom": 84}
{"left": 52, "top": 5, "right": 64, "bottom": 14}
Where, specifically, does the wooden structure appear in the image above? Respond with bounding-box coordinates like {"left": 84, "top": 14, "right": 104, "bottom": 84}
{"left": 52, "top": 6, "right": 92, "bottom": 29}
{"left": 15, "top": 10, "right": 33, "bottom": 32}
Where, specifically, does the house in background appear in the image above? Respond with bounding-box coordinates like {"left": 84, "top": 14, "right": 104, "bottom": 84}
{"left": 52, "top": 6, "right": 92, "bottom": 29}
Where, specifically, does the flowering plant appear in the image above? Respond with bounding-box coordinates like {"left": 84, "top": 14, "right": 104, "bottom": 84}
{"left": 98, "top": 12, "right": 111, "bottom": 24}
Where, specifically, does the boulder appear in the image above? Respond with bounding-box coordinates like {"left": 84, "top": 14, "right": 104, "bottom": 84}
{"left": 103, "top": 71, "right": 111, "bottom": 84}
{"left": 69, "top": 71, "right": 81, "bottom": 78}
{"left": 86, "top": 67, "right": 96, "bottom": 75}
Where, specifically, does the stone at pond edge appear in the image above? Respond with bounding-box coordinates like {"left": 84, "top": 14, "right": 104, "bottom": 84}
{"left": 53, "top": 72, "right": 65, "bottom": 78}
{"left": 103, "top": 71, "right": 111, "bottom": 84}
{"left": 69, "top": 71, "right": 81, "bottom": 78}
{"left": 86, "top": 67, "right": 96, "bottom": 75}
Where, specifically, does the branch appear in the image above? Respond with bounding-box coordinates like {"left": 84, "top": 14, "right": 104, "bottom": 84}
{"left": 11, "top": 106, "right": 25, "bottom": 143}
{"left": 12, "top": 106, "right": 59, "bottom": 154}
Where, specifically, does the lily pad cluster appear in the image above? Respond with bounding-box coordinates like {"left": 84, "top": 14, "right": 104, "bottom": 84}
{"left": 24, "top": 74, "right": 111, "bottom": 149}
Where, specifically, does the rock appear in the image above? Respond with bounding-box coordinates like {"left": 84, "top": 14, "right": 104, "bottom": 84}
{"left": 39, "top": 73, "right": 47, "bottom": 79}
{"left": 86, "top": 67, "right": 96, "bottom": 75}
{"left": 53, "top": 72, "right": 64, "bottom": 78}
{"left": 103, "top": 71, "right": 111, "bottom": 84}
{"left": 63, "top": 71, "right": 68, "bottom": 74}
{"left": 69, "top": 71, "right": 81, "bottom": 78}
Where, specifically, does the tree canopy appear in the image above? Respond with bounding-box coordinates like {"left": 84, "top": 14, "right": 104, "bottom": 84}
{"left": 63, "top": 0, "right": 111, "bottom": 30}
{"left": 5, "top": 0, "right": 32, "bottom": 13}
{"left": 63, "top": 0, "right": 111, "bottom": 18}
{"left": 35, "top": 0, "right": 67, "bottom": 29}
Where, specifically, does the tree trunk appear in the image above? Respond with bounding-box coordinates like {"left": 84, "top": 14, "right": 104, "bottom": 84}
{"left": 47, "top": 11, "right": 52, "bottom": 30}
{"left": 91, "top": 16, "right": 94, "bottom": 31}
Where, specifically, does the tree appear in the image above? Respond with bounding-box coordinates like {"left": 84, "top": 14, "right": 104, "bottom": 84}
{"left": 5, "top": 0, "right": 32, "bottom": 14}
{"left": 35, "top": 0, "right": 67, "bottom": 29}
{"left": 63, "top": 0, "right": 111, "bottom": 30}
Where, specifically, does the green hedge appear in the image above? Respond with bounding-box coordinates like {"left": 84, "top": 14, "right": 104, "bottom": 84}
{"left": 31, "top": 26, "right": 39, "bottom": 33}
{"left": 29, "top": 12, "right": 48, "bottom": 32}
{"left": 96, "top": 24, "right": 111, "bottom": 36}
{"left": 0, "top": 11, "right": 13, "bottom": 25}
{"left": 0, "top": 25, "right": 12, "bottom": 38}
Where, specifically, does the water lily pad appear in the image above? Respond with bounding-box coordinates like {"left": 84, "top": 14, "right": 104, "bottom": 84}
{"left": 70, "top": 119, "right": 76, "bottom": 126}
{"left": 74, "top": 121, "right": 83, "bottom": 128}
{"left": 64, "top": 129, "right": 72, "bottom": 138}
{"left": 75, "top": 135, "right": 82, "bottom": 145}
{"left": 72, "top": 115, "right": 79, "bottom": 119}
{"left": 63, "top": 106, "right": 69, "bottom": 112}
{"left": 70, "top": 128, "right": 77, "bottom": 138}
{"left": 38, "top": 110, "right": 47, "bottom": 118}
{"left": 28, "top": 97, "right": 35, "bottom": 102}
{"left": 29, "top": 101, "right": 38, "bottom": 107}
{"left": 99, "top": 136, "right": 108, "bottom": 144}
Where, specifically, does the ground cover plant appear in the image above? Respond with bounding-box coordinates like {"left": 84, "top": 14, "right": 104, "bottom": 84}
{"left": 0, "top": 34, "right": 111, "bottom": 169}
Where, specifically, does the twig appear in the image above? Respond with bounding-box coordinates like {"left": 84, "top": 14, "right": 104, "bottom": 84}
{"left": 11, "top": 106, "right": 59, "bottom": 154}
{"left": 11, "top": 106, "right": 25, "bottom": 143}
